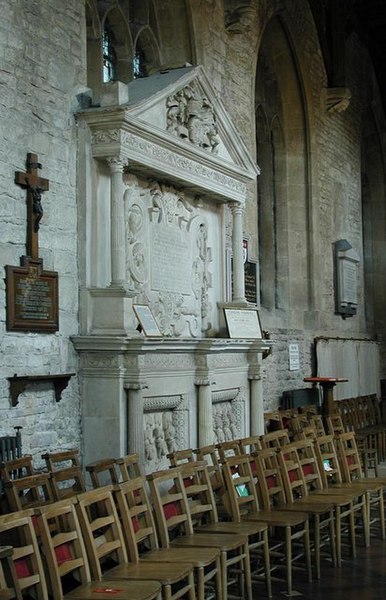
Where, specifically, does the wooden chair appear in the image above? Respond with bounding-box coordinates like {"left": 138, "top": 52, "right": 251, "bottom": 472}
{"left": 115, "top": 453, "right": 143, "bottom": 481}
{"left": 114, "top": 477, "right": 221, "bottom": 600}
{"left": 215, "top": 440, "right": 242, "bottom": 462}
{"left": 178, "top": 460, "right": 272, "bottom": 598}
{"left": 335, "top": 431, "right": 386, "bottom": 540}
{"left": 3, "top": 472, "right": 54, "bottom": 513}
{"left": 76, "top": 487, "right": 196, "bottom": 600}
{"left": 36, "top": 499, "right": 162, "bottom": 600}
{"left": 260, "top": 429, "right": 290, "bottom": 449}
{"left": 167, "top": 449, "right": 196, "bottom": 467}
{"left": 0, "top": 510, "right": 48, "bottom": 600}
{"left": 85, "top": 458, "right": 120, "bottom": 488}
{"left": 0, "top": 456, "right": 34, "bottom": 483}
{"left": 268, "top": 445, "right": 336, "bottom": 578}
{"left": 41, "top": 449, "right": 86, "bottom": 501}
{"left": 147, "top": 465, "right": 251, "bottom": 600}
{"left": 0, "top": 546, "right": 22, "bottom": 600}
{"left": 238, "top": 435, "right": 262, "bottom": 455}
{"left": 312, "top": 435, "right": 370, "bottom": 560}
{"left": 220, "top": 454, "right": 312, "bottom": 597}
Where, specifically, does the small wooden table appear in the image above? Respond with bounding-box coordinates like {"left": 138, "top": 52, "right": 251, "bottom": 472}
{"left": 304, "top": 377, "right": 348, "bottom": 418}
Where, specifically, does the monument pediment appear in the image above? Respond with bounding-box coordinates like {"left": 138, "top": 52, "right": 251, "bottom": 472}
{"left": 79, "top": 66, "right": 259, "bottom": 203}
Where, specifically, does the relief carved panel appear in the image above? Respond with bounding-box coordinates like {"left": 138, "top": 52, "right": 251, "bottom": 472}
{"left": 124, "top": 177, "right": 213, "bottom": 337}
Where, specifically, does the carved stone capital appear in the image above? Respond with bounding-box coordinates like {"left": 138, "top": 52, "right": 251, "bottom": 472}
{"left": 107, "top": 156, "right": 125, "bottom": 173}
{"left": 325, "top": 87, "right": 351, "bottom": 113}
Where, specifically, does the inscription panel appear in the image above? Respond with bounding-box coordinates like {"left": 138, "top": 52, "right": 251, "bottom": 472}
{"left": 5, "top": 258, "right": 59, "bottom": 332}
{"left": 150, "top": 225, "right": 191, "bottom": 294}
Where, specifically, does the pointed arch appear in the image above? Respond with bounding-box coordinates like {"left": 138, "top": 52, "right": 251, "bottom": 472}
{"left": 255, "top": 15, "right": 309, "bottom": 320}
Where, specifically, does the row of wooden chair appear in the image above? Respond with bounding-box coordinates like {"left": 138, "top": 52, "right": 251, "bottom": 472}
{"left": 0, "top": 461, "right": 264, "bottom": 600}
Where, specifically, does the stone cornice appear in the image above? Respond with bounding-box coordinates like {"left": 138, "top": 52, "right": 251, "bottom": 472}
{"left": 71, "top": 335, "right": 273, "bottom": 356}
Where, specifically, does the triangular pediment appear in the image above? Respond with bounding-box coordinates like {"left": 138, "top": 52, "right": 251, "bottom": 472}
{"left": 80, "top": 66, "right": 259, "bottom": 203}
{"left": 123, "top": 66, "right": 258, "bottom": 176}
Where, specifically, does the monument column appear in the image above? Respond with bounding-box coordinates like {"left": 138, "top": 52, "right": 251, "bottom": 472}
{"left": 107, "top": 157, "right": 126, "bottom": 286}
{"left": 230, "top": 202, "right": 246, "bottom": 303}
{"left": 126, "top": 381, "right": 148, "bottom": 463}
{"left": 196, "top": 380, "right": 214, "bottom": 446}
{"left": 248, "top": 351, "right": 264, "bottom": 435}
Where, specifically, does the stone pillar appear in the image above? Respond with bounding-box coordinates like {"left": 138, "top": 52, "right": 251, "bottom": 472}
{"left": 230, "top": 202, "right": 246, "bottom": 303}
{"left": 250, "top": 377, "right": 264, "bottom": 435}
{"left": 126, "top": 382, "right": 148, "bottom": 464}
{"left": 107, "top": 157, "right": 126, "bottom": 286}
{"left": 197, "top": 381, "right": 214, "bottom": 446}
{"left": 249, "top": 351, "right": 264, "bottom": 435}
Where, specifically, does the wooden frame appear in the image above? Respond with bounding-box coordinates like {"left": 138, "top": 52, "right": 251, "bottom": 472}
{"left": 133, "top": 304, "right": 162, "bottom": 337}
{"left": 224, "top": 307, "right": 262, "bottom": 339}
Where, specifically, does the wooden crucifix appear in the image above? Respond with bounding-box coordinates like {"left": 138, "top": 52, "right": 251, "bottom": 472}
{"left": 15, "top": 152, "right": 49, "bottom": 260}
{"left": 5, "top": 152, "right": 59, "bottom": 332}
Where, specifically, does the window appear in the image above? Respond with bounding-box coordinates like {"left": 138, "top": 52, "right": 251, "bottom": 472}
{"left": 102, "top": 20, "right": 117, "bottom": 82}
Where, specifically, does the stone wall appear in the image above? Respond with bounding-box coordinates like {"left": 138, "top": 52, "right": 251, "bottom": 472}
{"left": 0, "top": 0, "right": 85, "bottom": 463}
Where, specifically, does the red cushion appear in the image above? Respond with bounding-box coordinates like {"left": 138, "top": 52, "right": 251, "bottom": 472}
{"left": 163, "top": 502, "right": 180, "bottom": 520}
{"left": 132, "top": 516, "right": 140, "bottom": 532}
{"left": 302, "top": 464, "right": 314, "bottom": 476}
{"left": 183, "top": 477, "right": 193, "bottom": 487}
{"left": 288, "top": 469, "right": 298, "bottom": 482}
{"left": 266, "top": 475, "right": 276, "bottom": 489}
{"left": 14, "top": 558, "right": 32, "bottom": 578}
{"left": 55, "top": 543, "right": 73, "bottom": 566}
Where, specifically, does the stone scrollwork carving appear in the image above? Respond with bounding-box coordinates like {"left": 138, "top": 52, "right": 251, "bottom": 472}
{"left": 166, "top": 84, "right": 220, "bottom": 154}
{"left": 125, "top": 178, "right": 213, "bottom": 337}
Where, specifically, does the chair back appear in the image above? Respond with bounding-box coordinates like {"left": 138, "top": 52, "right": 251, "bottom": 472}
{"left": 85, "top": 458, "right": 119, "bottom": 488}
{"left": 238, "top": 435, "right": 262, "bottom": 454}
{"left": 313, "top": 434, "right": 344, "bottom": 487}
{"left": 167, "top": 449, "right": 195, "bottom": 467}
{"left": 220, "top": 455, "right": 261, "bottom": 521}
{"left": 42, "top": 449, "right": 85, "bottom": 500}
{"left": 179, "top": 460, "right": 219, "bottom": 526}
{"left": 115, "top": 454, "right": 142, "bottom": 481}
{"left": 260, "top": 429, "right": 290, "bottom": 449}
{"left": 252, "top": 448, "right": 288, "bottom": 509}
{"left": 0, "top": 511, "right": 48, "bottom": 600}
{"left": 335, "top": 432, "right": 363, "bottom": 482}
{"left": 146, "top": 467, "right": 194, "bottom": 548}
{"left": 3, "top": 473, "right": 54, "bottom": 512}
{"left": 114, "top": 477, "right": 160, "bottom": 562}
{"left": 0, "top": 546, "right": 22, "bottom": 600}
{"left": 36, "top": 500, "right": 91, "bottom": 600}
{"left": 76, "top": 487, "right": 127, "bottom": 580}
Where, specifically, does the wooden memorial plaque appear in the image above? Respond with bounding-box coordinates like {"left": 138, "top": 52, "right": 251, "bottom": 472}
{"left": 5, "top": 152, "right": 59, "bottom": 332}
{"left": 6, "top": 257, "right": 59, "bottom": 332}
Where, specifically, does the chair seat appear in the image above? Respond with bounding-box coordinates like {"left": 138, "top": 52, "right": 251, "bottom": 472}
{"left": 171, "top": 531, "right": 248, "bottom": 551}
{"left": 275, "top": 500, "right": 334, "bottom": 515}
{"left": 64, "top": 580, "right": 161, "bottom": 600}
{"left": 241, "top": 509, "right": 309, "bottom": 527}
{"left": 107, "top": 561, "right": 194, "bottom": 585}
{"left": 196, "top": 520, "right": 268, "bottom": 535}
{"left": 140, "top": 546, "right": 220, "bottom": 567}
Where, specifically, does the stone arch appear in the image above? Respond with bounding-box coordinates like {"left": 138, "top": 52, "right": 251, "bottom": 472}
{"left": 102, "top": 6, "right": 133, "bottom": 83}
{"left": 255, "top": 15, "right": 309, "bottom": 321}
{"left": 85, "top": 0, "right": 102, "bottom": 99}
{"left": 132, "top": 25, "right": 161, "bottom": 77}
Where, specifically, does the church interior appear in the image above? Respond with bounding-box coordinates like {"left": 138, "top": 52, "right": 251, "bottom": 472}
{"left": 1, "top": 1, "right": 386, "bottom": 597}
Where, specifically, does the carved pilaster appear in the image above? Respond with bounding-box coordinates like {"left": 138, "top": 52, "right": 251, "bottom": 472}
{"left": 125, "top": 381, "right": 148, "bottom": 463}
{"left": 230, "top": 202, "right": 246, "bottom": 304}
{"left": 107, "top": 157, "right": 126, "bottom": 286}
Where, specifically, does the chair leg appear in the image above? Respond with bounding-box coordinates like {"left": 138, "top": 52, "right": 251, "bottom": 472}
{"left": 305, "top": 521, "right": 312, "bottom": 583}
{"left": 244, "top": 544, "right": 252, "bottom": 600}
{"left": 285, "top": 526, "right": 292, "bottom": 596}
{"left": 314, "top": 515, "right": 321, "bottom": 580}
{"left": 263, "top": 530, "right": 272, "bottom": 599}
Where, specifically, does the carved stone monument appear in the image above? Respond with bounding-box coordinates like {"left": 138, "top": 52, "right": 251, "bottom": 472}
{"left": 72, "top": 67, "right": 271, "bottom": 470}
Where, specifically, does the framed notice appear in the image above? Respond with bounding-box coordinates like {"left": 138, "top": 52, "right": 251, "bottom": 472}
{"left": 133, "top": 304, "right": 162, "bottom": 337}
{"left": 6, "top": 257, "right": 59, "bottom": 333}
{"left": 224, "top": 308, "right": 262, "bottom": 339}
